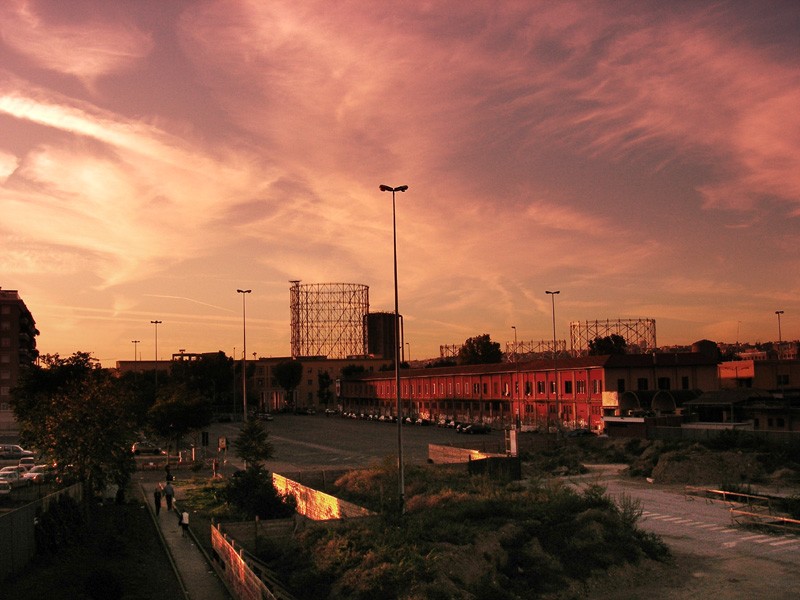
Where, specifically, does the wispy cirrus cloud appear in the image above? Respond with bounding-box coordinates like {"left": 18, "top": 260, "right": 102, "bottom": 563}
{"left": 0, "top": 0, "right": 152, "bottom": 86}
{"left": 0, "top": 0, "right": 796, "bottom": 364}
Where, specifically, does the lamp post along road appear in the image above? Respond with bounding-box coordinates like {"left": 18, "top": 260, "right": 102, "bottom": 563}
{"left": 380, "top": 183, "right": 408, "bottom": 514}
{"left": 150, "top": 321, "right": 162, "bottom": 387}
{"left": 238, "top": 289, "right": 252, "bottom": 422}
{"left": 546, "top": 291, "right": 560, "bottom": 435}
{"left": 512, "top": 325, "right": 519, "bottom": 428}
{"left": 776, "top": 310, "right": 784, "bottom": 391}
{"left": 132, "top": 340, "right": 140, "bottom": 362}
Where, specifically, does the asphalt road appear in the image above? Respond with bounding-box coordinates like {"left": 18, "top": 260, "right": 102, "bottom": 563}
{"left": 566, "top": 469, "right": 800, "bottom": 598}
{"left": 211, "top": 412, "right": 504, "bottom": 472}
{"left": 208, "top": 414, "right": 800, "bottom": 598}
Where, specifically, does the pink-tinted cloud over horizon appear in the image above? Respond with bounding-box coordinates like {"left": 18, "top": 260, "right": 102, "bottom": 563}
{"left": 0, "top": 0, "right": 797, "bottom": 364}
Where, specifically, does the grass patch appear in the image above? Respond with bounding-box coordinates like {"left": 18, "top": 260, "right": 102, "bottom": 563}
{"left": 202, "top": 463, "right": 672, "bottom": 600}
{"left": 2, "top": 491, "right": 183, "bottom": 600}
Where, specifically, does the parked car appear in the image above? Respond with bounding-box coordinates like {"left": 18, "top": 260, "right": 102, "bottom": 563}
{"left": 131, "top": 441, "right": 164, "bottom": 455}
{"left": 0, "top": 444, "right": 34, "bottom": 460}
{"left": 0, "top": 468, "right": 30, "bottom": 487}
{"left": 457, "top": 423, "right": 491, "bottom": 434}
{"left": 18, "top": 456, "right": 36, "bottom": 470}
{"left": 566, "top": 429, "right": 596, "bottom": 438}
{"left": 0, "top": 480, "right": 12, "bottom": 496}
{"left": 23, "top": 464, "right": 55, "bottom": 483}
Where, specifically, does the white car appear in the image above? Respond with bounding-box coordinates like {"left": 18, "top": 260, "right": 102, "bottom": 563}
{"left": 0, "top": 467, "right": 30, "bottom": 488}
{"left": 23, "top": 464, "right": 55, "bottom": 483}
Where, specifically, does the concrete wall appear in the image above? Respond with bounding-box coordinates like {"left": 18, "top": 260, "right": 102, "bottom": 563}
{"left": 272, "top": 473, "right": 375, "bottom": 520}
{"left": 427, "top": 443, "right": 506, "bottom": 464}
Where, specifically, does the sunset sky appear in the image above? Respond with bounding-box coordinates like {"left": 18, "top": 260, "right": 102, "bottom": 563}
{"left": 1, "top": 0, "right": 798, "bottom": 367}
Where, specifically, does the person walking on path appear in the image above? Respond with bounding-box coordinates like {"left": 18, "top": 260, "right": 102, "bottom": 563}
{"left": 164, "top": 481, "right": 175, "bottom": 511}
{"left": 153, "top": 484, "right": 162, "bottom": 515}
{"left": 180, "top": 510, "right": 190, "bottom": 537}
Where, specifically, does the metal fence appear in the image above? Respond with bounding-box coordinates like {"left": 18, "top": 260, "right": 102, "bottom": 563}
{"left": 649, "top": 426, "right": 800, "bottom": 445}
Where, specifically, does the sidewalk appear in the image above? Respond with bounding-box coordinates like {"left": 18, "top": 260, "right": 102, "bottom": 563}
{"left": 139, "top": 477, "right": 231, "bottom": 600}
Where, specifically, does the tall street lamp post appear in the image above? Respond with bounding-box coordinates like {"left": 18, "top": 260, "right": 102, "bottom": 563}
{"left": 150, "top": 321, "right": 162, "bottom": 387}
{"left": 545, "top": 291, "right": 560, "bottom": 436}
{"left": 237, "top": 289, "right": 252, "bottom": 422}
{"left": 132, "top": 340, "right": 140, "bottom": 362}
{"left": 380, "top": 183, "right": 408, "bottom": 514}
{"left": 512, "top": 325, "right": 519, "bottom": 428}
{"left": 776, "top": 310, "right": 784, "bottom": 391}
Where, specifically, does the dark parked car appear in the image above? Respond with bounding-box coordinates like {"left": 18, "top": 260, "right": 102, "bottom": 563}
{"left": 457, "top": 423, "right": 491, "bottom": 434}
{"left": 131, "top": 441, "right": 164, "bottom": 455}
{"left": 0, "top": 444, "right": 34, "bottom": 460}
{"left": 566, "top": 429, "right": 596, "bottom": 438}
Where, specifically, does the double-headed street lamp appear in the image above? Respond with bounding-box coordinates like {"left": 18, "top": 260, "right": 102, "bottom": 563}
{"left": 380, "top": 183, "right": 408, "bottom": 514}
{"left": 150, "top": 320, "right": 162, "bottom": 387}
{"left": 776, "top": 310, "right": 785, "bottom": 390}
{"left": 131, "top": 339, "right": 140, "bottom": 362}
{"left": 237, "top": 289, "right": 252, "bottom": 422}
{"left": 545, "top": 291, "right": 560, "bottom": 435}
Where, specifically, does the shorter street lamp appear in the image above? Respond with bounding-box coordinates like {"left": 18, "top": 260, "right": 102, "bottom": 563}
{"left": 131, "top": 340, "right": 140, "bottom": 362}
{"left": 545, "top": 291, "right": 560, "bottom": 436}
{"left": 151, "top": 320, "right": 162, "bottom": 387}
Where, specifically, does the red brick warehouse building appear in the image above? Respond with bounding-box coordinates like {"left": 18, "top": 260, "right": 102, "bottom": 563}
{"left": 338, "top": 352, "right": 720, "bottom": 432}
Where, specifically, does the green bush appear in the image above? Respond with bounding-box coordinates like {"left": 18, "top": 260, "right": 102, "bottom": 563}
{"left": 35, "top": 494, "right": 85, "bottom": 554}
{"left": 221, "top": 466, "right": 296, "bottom": 519}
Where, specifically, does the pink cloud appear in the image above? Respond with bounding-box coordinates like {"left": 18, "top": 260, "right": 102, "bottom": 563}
{"left": 0, "top": 0, "right": 153, "bottom": 86}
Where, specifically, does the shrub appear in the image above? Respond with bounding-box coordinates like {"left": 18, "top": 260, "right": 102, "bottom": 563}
{"left": 222, "top": 466, "right": 296, "bottom": 519}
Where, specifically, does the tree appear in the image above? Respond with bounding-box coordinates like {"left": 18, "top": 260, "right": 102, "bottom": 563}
{"left": 170, "top": 351, "right": 234, "bottom": 412}
{"left": 457, "top": 334, "right": 503, "bottom": 365}
{"left": 147, "top": 382, "right": 213, "bottom": 456}
{"left": 317, "top": 371, "right": 334, "bottom": 407}
{"left": 11, "top": 352, "right": 137, "bottom": 496}
{"left": 221, "top": 467, "right": 296, "bottom": 519}
{"left": 233, "top": 419, "right": 274, "bottom": 469}
{"left": 341, "top": 364, "right": 366, "bottom": 379}
{"left": 426, "top": 358, "right": 456, "bottom": 368}
{"left": 588, "top": 335, "right": 628, "bottom": 356}
{"left": 274, "top": 360, "right": 303, "bottom": 410}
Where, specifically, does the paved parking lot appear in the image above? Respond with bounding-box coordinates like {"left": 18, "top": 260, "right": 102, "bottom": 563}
{"left": 212, "top": 412, "right": 504, "bottom": 472}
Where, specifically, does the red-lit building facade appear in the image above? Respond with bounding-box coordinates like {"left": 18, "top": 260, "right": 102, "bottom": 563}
{"left": 338, "top": 353, "right": 720, "bottom": 432}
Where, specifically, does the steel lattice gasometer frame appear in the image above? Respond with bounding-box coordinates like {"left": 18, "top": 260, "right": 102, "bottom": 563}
{"left": 290, "top": 282, "right": 370, "bottom": 359}
{"left": 569, "top": 318, "right": 657, "bottom": 355}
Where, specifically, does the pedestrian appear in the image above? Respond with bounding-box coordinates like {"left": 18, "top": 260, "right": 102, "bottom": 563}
{"left": 153, "top": 484, "right": 162, "bottom": 515}
{"left": 212, "top": 458, "right": 219, "bottom": 478}
{"left": 165, "top": 463, "right": 173, "bottom": 482}
{"left": 164, "top": 481, "right": 174, "bottom": 511}
{"left": 180, "top": 510, "right": 189, "bottom": 536}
